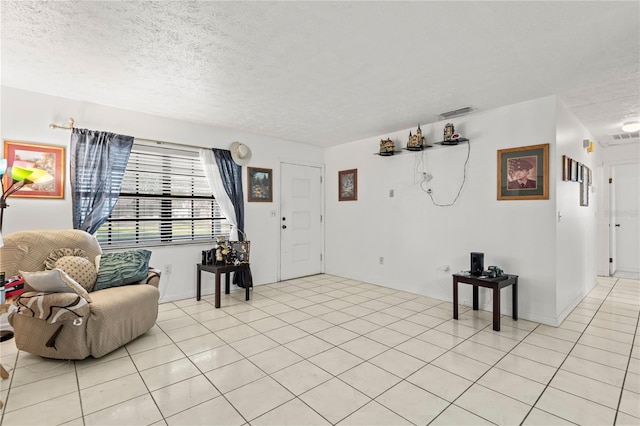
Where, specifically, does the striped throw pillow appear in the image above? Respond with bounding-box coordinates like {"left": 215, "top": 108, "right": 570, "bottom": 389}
{"left": 94, "top": 249, "right": 152, "bottom": 291}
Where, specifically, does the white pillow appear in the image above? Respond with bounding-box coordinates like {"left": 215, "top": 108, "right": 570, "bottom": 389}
{"left": 20, "top": 269, "right": 92, "bottom": 302}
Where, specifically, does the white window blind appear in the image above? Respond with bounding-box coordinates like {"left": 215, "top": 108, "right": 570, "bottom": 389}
{"left": 96, "top": 141, "right": 230, "bottom": 247}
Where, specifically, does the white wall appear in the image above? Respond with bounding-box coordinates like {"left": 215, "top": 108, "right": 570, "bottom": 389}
{"left": 554, "top": 99, "right": 599, "bottom": 322}
{"left": 2, "top": 87, "right": 603, "bottom": 324}
{"left": 325, "top": 96, "right": 563, "bottom": 325}
{"left": 0, "top": 87, "right": 323, "bottom": 302}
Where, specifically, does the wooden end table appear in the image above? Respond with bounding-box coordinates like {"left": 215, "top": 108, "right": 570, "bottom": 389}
{"left": 197, "top": 263, "right": 252, "bottom": 308}
{"left": 452, "top": 273, "right": 518, "bottom": 331}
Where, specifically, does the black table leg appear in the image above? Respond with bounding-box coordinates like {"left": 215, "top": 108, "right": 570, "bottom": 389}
{"left": 493, "top": 285, "right": 500, "bottom": 331}
{"left": 244, "top": 266, "right": 250, "bottom": 301}
{"left": 473, "top": 286, "right": 479, "bottom": 310}
{"left": 215, "top": 271, "right": 221, "bottom": 308}
{"left": 225, "top": 273, "right": 231, "bottom": 294}
{"left": 197, "top": 265, "right": 202, "bottom": 301}
{"left": 512, "top": 279, "right": 518, "bottom": 321}
{"left": 453, "top": 277, "right": 459, "bottom": 320}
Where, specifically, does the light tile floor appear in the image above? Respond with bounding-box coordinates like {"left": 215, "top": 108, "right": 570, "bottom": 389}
{"left": 1, "top": 274, "right": 638, "bottom": 425}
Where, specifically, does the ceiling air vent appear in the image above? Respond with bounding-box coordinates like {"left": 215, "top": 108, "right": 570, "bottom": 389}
{"left": 604, "top": 131, "right": 640, "bottom": 146}
{"left": 439, "top": 107, "right": 473, "bottom": 119}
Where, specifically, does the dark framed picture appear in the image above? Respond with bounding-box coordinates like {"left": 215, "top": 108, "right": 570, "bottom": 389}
{"left": 580, "top": 180, "right": 589, "bottom": 207}
{"left": 577, "top": 163, "right": 583, "bottom": 183}
{"left": 570, "top": 159, "right": 579, "bottom": 182}
{"left": 497, "top": 143, "right": 549, "bottom": 200}
{"left": 562, "top": 155, "right": 570, "bottom": 181}
{"left": 247, "top": 167, "right": 272, "bottom": 202}
{"left": 338, "top": 169, "right": 357, "bottom": 201}
{"left": 3, "top": 140, "right": 65, "bottom": 199}
{"left": 230, "top": 241, "right": 250, "bottom": 263}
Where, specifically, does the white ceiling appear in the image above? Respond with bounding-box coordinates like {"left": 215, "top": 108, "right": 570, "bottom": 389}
{"left": 1, "top": 1, "right": 639, "bottom": 148}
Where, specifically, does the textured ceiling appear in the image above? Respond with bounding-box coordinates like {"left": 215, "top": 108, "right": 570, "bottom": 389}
{"left": 1, "top": 1, "right": 639, "bottom": 147}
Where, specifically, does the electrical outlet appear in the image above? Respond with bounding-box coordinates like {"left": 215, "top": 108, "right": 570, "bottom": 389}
{"left": 163, "top": 264, "right": 172, "bottom": 274}
{"left": 389, "top": 189, "right": 394, "bottom": 198}
{"left": 379, "top": 257, "right": 384, "bottom": 265}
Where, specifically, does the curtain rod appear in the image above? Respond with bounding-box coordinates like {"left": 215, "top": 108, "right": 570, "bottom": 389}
{"left": 49, "top": 118, "right": 75, "bottom": 130}
{"left": 134, "top": 137, "right": 211, "bottom": 152}
{"left": 48, "top": 118, "right": 218, "bottom": 152}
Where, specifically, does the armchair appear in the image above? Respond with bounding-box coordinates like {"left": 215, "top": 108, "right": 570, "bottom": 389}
{"left": 1, "top": 229, "right": 160, "bottom": 360}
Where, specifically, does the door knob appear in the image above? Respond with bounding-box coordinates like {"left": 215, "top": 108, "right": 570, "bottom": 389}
{"left": 615, "top": 224, "right": 621, "bottom": 227}
{"left": 282, "top": 225, "right": 287, "bottom": 229}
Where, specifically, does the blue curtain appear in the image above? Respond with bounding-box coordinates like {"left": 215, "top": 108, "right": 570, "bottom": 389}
{"left": 71, "top": 128, "right": 133, "bottom": 234}
{"left": 213, "top": 149, "right": 245, "bottom": 239}
{"left": 212, "top": 148, "right": 250, "bottom": 287}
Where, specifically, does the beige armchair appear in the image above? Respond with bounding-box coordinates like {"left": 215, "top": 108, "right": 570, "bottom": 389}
{"left": 1, "top": 229, "right": 160, "bottom": 360}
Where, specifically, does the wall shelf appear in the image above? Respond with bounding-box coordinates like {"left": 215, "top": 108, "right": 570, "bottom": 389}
{"left": 404, "top": 143, "right": 434, "bottom": 151}
{"left": 374, "top": 139, "right": 468, "bottom": 155}
{"left": 433, "top": 138, "right": 469, "bottom": 146}
{"left": 373, "top": 150, "right": 403, "bottom": 156}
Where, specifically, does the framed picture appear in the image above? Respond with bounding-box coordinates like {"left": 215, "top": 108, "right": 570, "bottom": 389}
{"left": 580, "top": 180, "right": 589, "bottom": 207}
{"left": 247, "top": 167, "right": 272, "bottom": 202}
{"left": 3, "top": 140, "right": 65, "bottom": 199}
{"left": 577, "top": 163, "right": 583, "bottom": 183}
{"left": 497, "top": 143, "right": 549, "bottom": 200}
{"left": 570, "top": 159, "right": 578, "bottom": 182}
{"left": 338, "top": 168, "right": 357, "bottom": 201}
{"left": 230, "top": 241, "right": 250, "bottom": 263}
{"left": 562, "top": 155, "right": 570, "bottom": 181}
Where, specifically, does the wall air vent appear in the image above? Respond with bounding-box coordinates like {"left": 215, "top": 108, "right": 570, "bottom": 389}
{"left": 439, "top": 107, "right": 473, "bottom": 119}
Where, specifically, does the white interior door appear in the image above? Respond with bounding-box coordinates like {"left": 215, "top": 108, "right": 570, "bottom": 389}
{"left": 280, "top": 163, "right": 323, "bottom": 281}
{"left": 610, "top": 168, "right": 617, "bottom": 275}
{"left": 613, "top": 163, "right": 640, "bottom": 273}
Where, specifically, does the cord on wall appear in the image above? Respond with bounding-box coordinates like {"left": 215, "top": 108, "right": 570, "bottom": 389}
{"left": 419, "top": 141, "right": 471, "bottom": 207}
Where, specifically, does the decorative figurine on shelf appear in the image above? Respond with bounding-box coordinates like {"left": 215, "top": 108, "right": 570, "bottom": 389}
{"left": 215, "top": 236, "right": 231, "bottom": 264}
{"left": 407, "top": 125, "right": 425, "bottom": 151}
{"left": 379, "top": 138, "right": 396, "bottom": 156}
{"left": 443, "top": 123, "right": 455, "bottom": 141}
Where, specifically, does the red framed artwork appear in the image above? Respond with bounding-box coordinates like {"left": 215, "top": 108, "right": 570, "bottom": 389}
{"left": 3, "top": 141, "right": 65, "bottom": 199}
{"left": 338, "top": 169, "right": 357, "bottom": 201}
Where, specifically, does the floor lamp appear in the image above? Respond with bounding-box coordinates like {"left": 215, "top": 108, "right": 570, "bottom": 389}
{"left": 0, "top": 158, "right": 53, "bottom": 233}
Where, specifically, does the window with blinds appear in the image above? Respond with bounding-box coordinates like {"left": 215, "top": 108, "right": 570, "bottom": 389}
{"left": 96, "top": 141, "right": 230, "bottom": 247}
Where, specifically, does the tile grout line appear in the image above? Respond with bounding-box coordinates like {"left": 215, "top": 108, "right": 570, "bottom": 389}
{"left": 5, "top": 275, "right": 636, "bottom": 425}
{"left": 519, "top": 277, "right": 622, "bottom": 425}
{"left": 424, "top": 319, "right": 539, "bottom": 425}
{"left": 175, "top": 280, "right": 539, "bottom": 425}
{"left": 612, "top": 280, "right": 640, "bottom": 426}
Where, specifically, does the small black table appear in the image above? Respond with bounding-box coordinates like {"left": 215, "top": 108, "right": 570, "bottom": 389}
{"left": 452, "top": 273, "right": 518, "bottom": 331}
{"left": 197, "top": 263, "right": 252, "bottom": 308}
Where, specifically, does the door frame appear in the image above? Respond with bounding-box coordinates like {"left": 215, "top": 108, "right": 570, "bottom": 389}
{"left": 599, "top": 158, "right": 640, "bottom": 276}
{"left": 278, "top": 159, "right": 325, "bottom": 282}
